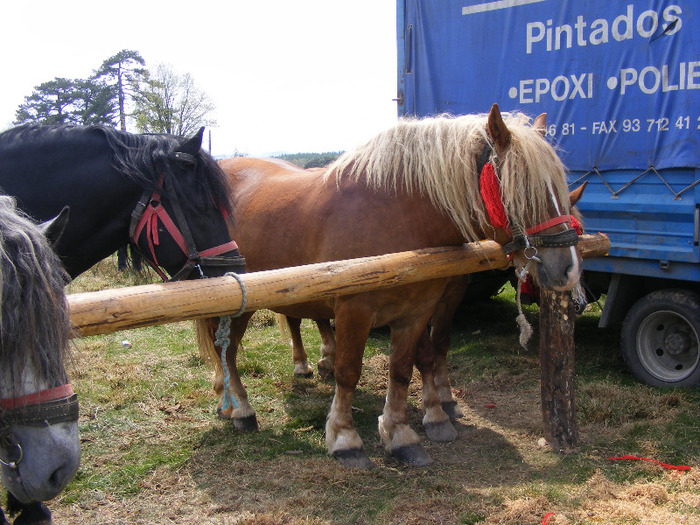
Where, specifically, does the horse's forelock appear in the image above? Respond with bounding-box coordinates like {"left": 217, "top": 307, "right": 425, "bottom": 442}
{"left": 324, "top": 113, "right": 570, "bottom": 241}
{"left": 0, "top": 199, "right": 71, "bottom": 395}
{"left": 100, "top": 127, "right": 231, "bottom": 213}
{"left": 192, "top": 149, "right": 232, "bottom": 215}
{"left": 498, "top": 120, "right": 571, "bottom": 235}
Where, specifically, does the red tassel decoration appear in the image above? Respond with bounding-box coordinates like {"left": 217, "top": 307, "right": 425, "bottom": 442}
{"left": 480, "top": 162, "right": 509, "bottom": 230}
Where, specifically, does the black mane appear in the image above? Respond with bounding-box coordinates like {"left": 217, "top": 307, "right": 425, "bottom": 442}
{"left": 0, "top": 124, "right": 231, "bottom": 214}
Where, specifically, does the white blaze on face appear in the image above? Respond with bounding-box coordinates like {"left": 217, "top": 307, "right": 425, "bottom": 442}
{"left": 547, "top": 184, "right": 581, "bottom": 291}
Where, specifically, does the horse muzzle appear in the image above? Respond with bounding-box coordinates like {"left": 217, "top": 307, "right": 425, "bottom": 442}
{"left": 0, "top": 388, "right": 80, "bottom": 502}
{"left": 534, "top": 244, "right": 582, "bottom": 292}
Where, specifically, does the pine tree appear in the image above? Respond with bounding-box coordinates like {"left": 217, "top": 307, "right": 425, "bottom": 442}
{"left": 94, "top": 49, "right": 147, "bottom": 131}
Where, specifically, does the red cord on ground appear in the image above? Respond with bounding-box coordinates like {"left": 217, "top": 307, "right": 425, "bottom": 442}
{"left": 606, "top": 456, "right": 691, "bottom": 471}
{"left": 541, "top": 512, "right": 555, "bottom": 524}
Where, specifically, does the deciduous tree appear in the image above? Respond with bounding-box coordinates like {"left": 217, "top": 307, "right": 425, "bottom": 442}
{"left": 133, "top": 64, "right": 215, "bottom": 136}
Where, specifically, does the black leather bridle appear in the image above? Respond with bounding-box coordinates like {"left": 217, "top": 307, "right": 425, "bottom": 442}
{"left": 129, "top": 152, "right": 245, "bottom": 281}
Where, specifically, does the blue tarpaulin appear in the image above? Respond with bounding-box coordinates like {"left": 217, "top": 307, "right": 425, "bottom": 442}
{"left": 399, "top": 0, "right": 699, "bottom": 171}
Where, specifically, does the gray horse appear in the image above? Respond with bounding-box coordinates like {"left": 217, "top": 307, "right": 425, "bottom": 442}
{"left": 0, "top": 196, "right": 79, "bottom": 524}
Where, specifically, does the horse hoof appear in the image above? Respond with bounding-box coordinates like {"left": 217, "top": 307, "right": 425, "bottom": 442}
{"left": 217, "top": 407, "right": 233, "bottom": 420}
{"left": 392, "top": 444, "right": 433, "bottom": 467}
{"left": 293, "top": 370, "right": 314, "bottom": 379}
{"left": 441, "top": 401, "right": 464, "bottom": 419}
{"left": 333, "top": 448, "right": 375, "bottom": 469}
{"left": 424, "top": 420, "right": 458, "bottom": 442}
{"left": 317, "top": 367, "right": 334, "bottom": 380}
{"left": 233, "top": 415, "right": 259, "bottom": 432}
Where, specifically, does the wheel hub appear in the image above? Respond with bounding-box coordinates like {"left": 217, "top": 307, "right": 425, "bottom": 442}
{"left": 664, "top": 330, "right": 691, "bottom": 355}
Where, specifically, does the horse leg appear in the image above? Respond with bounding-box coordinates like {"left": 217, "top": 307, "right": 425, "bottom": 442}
{"left": 6, "top": 493, "right": 52, "bottom": 525}
{"left": 378, "top": 312, "right": 437, "bottom": 467}
{"left": 287, "top": 316, "right": 314, "bottom": 377}
{"left": 205, "top": 314, "right": 259, "bottom": 432}
{"left": 430, "top": 276, "right": 468, "bottom": 419}
{"left": 316, "top": 319, "right": 336, "bottom": 379}
{"left": 325, "top": 302, "right": 374, "bottom": 469}
{"left": 414, "top": 328, "right": 457, "bottom": 442}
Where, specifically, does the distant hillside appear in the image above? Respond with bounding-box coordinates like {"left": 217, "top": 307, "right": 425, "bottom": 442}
{"left": 274, "top": 151, "right": 343, "bottom": 169}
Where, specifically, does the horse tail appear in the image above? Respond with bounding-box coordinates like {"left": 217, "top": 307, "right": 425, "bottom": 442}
{"left": 194, "top": 318, "right": 222, "bottom": 376}
{"left": 275, "top": 313, "right": 291, "bottom": 343}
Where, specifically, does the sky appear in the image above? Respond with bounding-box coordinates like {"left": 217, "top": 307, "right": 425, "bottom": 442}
{"left": 0, "top": 1, "right": 398, "bottom": 158}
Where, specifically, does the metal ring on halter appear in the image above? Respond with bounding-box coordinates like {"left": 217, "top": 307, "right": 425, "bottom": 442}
{"left": 0, "top": 443, "right": 22, "bottom": 470}
{"left": 523, "top": 244, "right": 541, "bottom": 263}
{"left": 224, "top": 272, "right": 247, "bottom": 318}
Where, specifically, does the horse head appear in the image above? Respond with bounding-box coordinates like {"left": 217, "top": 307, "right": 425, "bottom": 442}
{"left": 0, "top": 202, "right": 80, "bottom": 504}
{"left": 129, "top": 128, "right": 246, "bottom": 281}
{"left": 483, "top": 103, "right": 582, "bottom": 292}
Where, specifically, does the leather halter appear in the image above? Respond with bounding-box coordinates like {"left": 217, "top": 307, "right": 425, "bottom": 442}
{"left": 477, "top": 142, "right": 579, "bottom": 256}
{"left": 129, "top": 156, "right": 245, "bottom": 281}
{"left": 0, "top": 385, "right": 79, "bottom": 469}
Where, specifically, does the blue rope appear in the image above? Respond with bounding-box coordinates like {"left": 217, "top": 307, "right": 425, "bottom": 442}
{"left": 226, "top": 272, "right": 247, "bottom": 318}
{"left": 215, "top": 314, "right": 238, "bottom": 410}
{"left": 214, "top": 272, "right": 248, "bottom": 412}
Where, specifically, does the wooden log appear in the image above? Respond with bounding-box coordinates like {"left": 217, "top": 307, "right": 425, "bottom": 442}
{"left": 539, "top": 289, "right": 579, "bottom": 453}
{"left": 69, "top": 233, "right": 609, "bottom": 337}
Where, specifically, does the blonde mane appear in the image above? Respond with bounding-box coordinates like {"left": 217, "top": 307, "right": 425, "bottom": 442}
{"left": 324, "top": 113, "right": 571, "bottom": 242}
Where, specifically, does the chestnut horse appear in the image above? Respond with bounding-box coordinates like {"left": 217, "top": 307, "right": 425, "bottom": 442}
{"left": 198, "top": 105, "right": 582, "bottom": 468}
{"left": 279, "top": 182, "right": 587, "bottom": 420}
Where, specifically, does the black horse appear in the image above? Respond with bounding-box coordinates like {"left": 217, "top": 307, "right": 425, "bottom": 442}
{"left": 0, "top": 124, "right": 245, "bottom": 281}
{"left": 0, "top": 125, "right": 246, "bottom": 523}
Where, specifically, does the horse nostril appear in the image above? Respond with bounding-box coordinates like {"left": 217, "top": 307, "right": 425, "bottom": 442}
{"left": 48, "top": 464, "right": 70, "bottom": 491}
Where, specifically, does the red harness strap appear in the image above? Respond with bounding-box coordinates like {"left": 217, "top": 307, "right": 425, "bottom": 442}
{"left": 132, "top": 191, "right": 187, "bottom": 266}
{"left": 526, "top": 215, "right": 582, "bottom": 236}
{"left": 0, "top": 384, "right": 74, "bottom": 410}
{"left": 199, "top": 241, "right": 239, "bottom": 258}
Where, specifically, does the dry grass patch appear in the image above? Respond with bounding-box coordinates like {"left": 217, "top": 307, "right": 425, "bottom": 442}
{"left": 49, "top": 261, "right": 700, "bottom": 524}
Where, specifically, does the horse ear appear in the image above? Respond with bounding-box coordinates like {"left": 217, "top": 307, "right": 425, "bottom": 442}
{"left": 569, "top": 181, "right": 588, "bottom": 206}
{"left": 178, "top": 127, "right": 205, "bottom": 156}
{"left": 40, "top": 206, "right": 70, "bottom": 247}
{"left": 487, "top": 103, "right": 511, "bottom": 150}
{"left": 533, "top": 113, "right": 547, "bottom": 137}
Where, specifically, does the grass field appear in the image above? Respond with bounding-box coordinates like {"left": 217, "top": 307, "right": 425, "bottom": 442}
{"left": 49, "top": 255, "right": 699, "bottom": 524}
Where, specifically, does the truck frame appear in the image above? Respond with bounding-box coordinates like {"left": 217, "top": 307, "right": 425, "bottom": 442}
{"left": 396, "top": 0, "right": 699, "bottom": 387}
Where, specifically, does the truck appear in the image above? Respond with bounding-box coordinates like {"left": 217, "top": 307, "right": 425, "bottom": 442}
{"left": 396, "top": 0, "right": 700, "bottom": 387}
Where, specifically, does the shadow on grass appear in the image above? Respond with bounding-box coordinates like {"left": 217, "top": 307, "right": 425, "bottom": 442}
{"left": 187, "top": 414, "right": 529, "bottom": 524}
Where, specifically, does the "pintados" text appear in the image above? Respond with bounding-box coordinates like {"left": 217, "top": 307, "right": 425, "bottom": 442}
{"left": 526, "top": 4, "right": 682, "bottom": 54}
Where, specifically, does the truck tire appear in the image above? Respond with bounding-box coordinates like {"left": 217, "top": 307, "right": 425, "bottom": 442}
{"left": 621, "top": 290, "right": 700, "bottom": 388}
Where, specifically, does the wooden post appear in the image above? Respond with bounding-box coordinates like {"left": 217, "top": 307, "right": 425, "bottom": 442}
{"left": 539, "top": 289, "right": 579, "bottom": 453}
{"left": 69, "top": 233, "right": 609, "bottom": 338}
{"left": 69, "top": 241, "right": 506, "bottom": 336}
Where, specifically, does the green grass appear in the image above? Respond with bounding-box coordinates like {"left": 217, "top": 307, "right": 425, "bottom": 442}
{"left": 52, "top": 257, "right": 700, "bottom": 524}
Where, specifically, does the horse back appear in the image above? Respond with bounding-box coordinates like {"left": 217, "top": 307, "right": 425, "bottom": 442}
{"left": 220, "top": 156, "right": 463, "bottom": 266}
